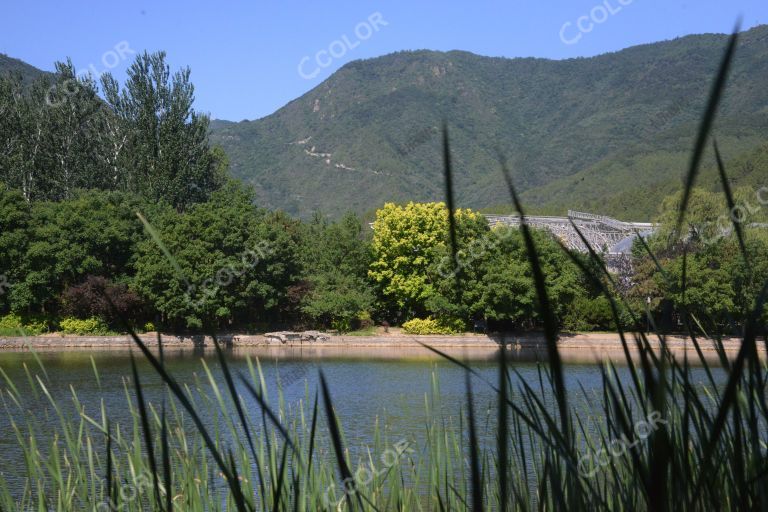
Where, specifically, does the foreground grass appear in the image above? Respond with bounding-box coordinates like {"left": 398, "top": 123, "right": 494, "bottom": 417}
{"left": 0, "top": 355, "right": 432, "bottom": 510}
{"left": 0, "top": 331, "right": 762, "bottom": 511}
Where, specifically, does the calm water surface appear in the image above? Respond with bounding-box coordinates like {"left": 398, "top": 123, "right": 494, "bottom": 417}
{"left": 0, "top": 347, "right": 719, "bottom": 497}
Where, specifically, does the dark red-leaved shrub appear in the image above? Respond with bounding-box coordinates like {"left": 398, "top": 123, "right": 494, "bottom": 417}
{"left": 61, "top": 275, "right": 145, "bottom": 325}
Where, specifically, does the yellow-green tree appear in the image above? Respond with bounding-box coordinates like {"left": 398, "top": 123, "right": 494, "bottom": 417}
{"left": 368, "top": 202, "right": 487, "bottom": 316}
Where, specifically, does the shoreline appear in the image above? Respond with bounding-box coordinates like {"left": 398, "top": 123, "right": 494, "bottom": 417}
{"left": 0, "top": 332, "right": 759, "bottom": 362}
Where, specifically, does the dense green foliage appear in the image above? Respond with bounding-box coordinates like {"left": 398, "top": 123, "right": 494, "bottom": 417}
{"left": 368, "top": 202, "right": 488, "bottom": 318}
{"left": 297, "top": 213, "right": 375, "bottom": 331}
{"left": 132, "top": 183, "right": 303, "bottom": 331}
{"left": 209, "top": 25, "right": 768, "bottom": 219}
{"left": 628, "top": 186, "right": 768, "bottom": 330}
{"left": 0, "top": 313, "right": 47, "bottom": 336}
{"left": 0, "top": 52, "right": 223, "bottom": 209}
{"left": 2, "top": 185, "right": 765, "bottom": 335}
{"left": 0, "top": 179, "right": 605, "bottom": 333}
{"left": 367, "top": 202, "right": 617, "bottom": 331}
{"left": 0, "top": 53, "right": 46, "bottom": 84}
{"left": 58, "top": 316, "right": 112, "bottom": 335}
{"left": 9, "top": 190, "right": 144, "bottom": 315}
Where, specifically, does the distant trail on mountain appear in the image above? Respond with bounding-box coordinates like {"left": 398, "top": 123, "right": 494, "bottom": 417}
{"left": 208, "top": 25, "right": 768, "bottom": 219}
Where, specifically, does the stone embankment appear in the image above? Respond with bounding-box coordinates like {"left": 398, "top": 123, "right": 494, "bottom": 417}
{"left": 0, "top": 332, "right": 756, "bottom": 361}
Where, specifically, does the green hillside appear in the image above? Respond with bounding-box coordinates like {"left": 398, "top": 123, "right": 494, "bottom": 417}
{"left": 210, "top": 25, "right": 768, "bottom": 220}
{"left": 0, "top": 53, "right": 47, "bottom": 84}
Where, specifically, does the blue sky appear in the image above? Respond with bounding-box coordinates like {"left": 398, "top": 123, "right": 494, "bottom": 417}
{"left": 1, "top": 1, "right": 765, "bottom": 121}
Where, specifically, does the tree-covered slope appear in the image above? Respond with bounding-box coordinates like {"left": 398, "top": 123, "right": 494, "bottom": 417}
{"left": 0, "top": 53, "right": 47, "bottom": 84}
{"left": 210, "top": 25, "right": 768, "bottom": 219}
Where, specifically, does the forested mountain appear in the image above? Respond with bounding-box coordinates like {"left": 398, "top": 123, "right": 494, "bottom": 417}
{"left": 3, "top": 26, "right": 766, "bottom": 220}
{"left": 0, "top": 53, "right": 46, "bottom": 84}
{"left": 210, "top": 25, "right": 768, "bottom": 219}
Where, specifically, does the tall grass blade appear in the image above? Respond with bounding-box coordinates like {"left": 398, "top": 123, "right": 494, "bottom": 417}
{"left": 307, "top": 391, "right": 319, "bottom": 475}
{"left": 318, "top": 370, "right": 364, "bottom": 511}
{"left": 712, "top": 139, "right": 748, "bottom": 260}
{"left": 161, "top": 403, "right": 172, "bottom": 512}
{"left": 498, "top": 155, "right": 570, "bottom": 441}
{"left": 675, "top": 23, "right": 740, "bottom": 233}
{"left": 441, "top": 124, "right": 461, "bottom": 294}
{"left": 130, "top": 353, "right": 164, "bottom": 511}
{"left": 464, "top": 370, "right": 483, "bottom": 511}
{"left": 238, "top": 373, "right": 301, "bottom": 460}
{"left": 498, "top": 346, "right": 509, "bottom": 512}
{"left": 209, "top": 333, "right": 267, "bottom": 498}
{"left": 124, "top": 328, "right": 252, "bottom": 511}
{"left": 689, "top": 279, "right": 768, "bottom": 506}
{"left": 105, "top": 421, "right": 114, "bottom": 511}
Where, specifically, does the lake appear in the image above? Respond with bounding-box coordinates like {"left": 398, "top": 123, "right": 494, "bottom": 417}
{"left": 0, "top": 347, "right": 721, "bottom": 504}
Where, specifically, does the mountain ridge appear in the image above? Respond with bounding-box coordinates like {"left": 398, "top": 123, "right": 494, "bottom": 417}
{"left": 209, "top": 24, "right": 768, "bottom": 219}
{"left": 3, "top": 26, "right": 767, "bottom": 220}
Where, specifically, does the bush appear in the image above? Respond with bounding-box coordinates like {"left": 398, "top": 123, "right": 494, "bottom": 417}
{"left": 331, "top": 318, "right": 352, "bottom": 333}
{"left": 0, "top": 314, "right": 26, "bottom": 335}
{"left": 0, "top": 313, "right": 49, "bottom": 336}
{"left": 143, "top": 322, "right": 156, "bottom": 332}
{"left": 59, "top": 317, "right": 112, "bottom": 335}
{"left": 353, "top": 311, "right": 374, "bottom": 330}
{"left": 562, "top": 296, "right": 615, "bottom": 331}
{"left": 402, "top": 317, "right": 465, "bottom": 335}
{"left": 61, "top": 276, "right": 145, "bottom": 326}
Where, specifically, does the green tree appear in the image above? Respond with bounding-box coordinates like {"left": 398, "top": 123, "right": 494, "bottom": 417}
{"left": 132, "top": 183, "right": 301, "bottom": 330}
{"left": 101, "top": 51, "right": 224, "bottom": 210}
{"left": 0, "top": 62, "right": 111, "bottom": 200}
{"left": 724, "top": 230, "right": 768, "bottom": 321}
{"left": 649, "top": 187, "right": 728, "bottom": 256}
{"left": 426, "top": 217, "right": 498, "bottom": 321}
{"left": 0, "top": 187, "right": 30, "bottom": 313}
{"left": 368, "top": 202, "right": 487, "bottom": 318}
{"left": 9, "top": 190, "right": 143, "bottom": 315}
{"left": 630, "top": 186, "right": 768, "bottom": 331}
{"left": 655, "top": 249, "right": 735, "bottom": 328}
{"left": 299, "top": 212, "right": 374, "bottom": 330}
{"left": 477, "top": 227, "right": 585, "bottom": 328}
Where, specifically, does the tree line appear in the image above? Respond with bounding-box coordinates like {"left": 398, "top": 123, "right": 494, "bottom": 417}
{"left": 0, "top": 52, "right": 224, "bottom": 209}
{"left": 2, "top": 181, "right": 765, "bottom": 335}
